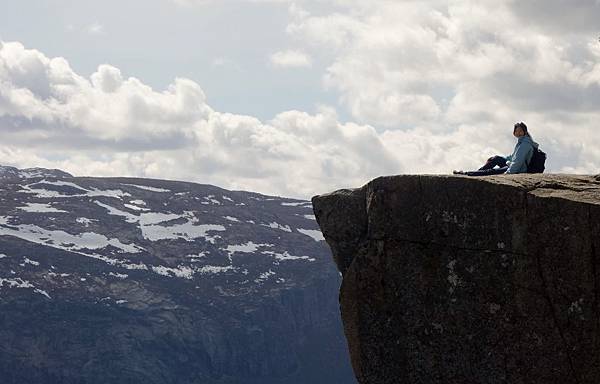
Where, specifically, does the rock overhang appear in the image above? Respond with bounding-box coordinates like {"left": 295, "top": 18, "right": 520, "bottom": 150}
{"left": 312, "top": 173, "right": 600, "bottom": 384}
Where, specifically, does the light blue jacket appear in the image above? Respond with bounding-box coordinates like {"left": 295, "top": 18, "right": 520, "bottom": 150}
{"left": 506, "top": 135, "right": 539, "bottom": 174}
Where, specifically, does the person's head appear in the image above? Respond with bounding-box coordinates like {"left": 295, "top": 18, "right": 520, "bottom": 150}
{"left": 513, "top": 122, "right": 528, "bottom": 138}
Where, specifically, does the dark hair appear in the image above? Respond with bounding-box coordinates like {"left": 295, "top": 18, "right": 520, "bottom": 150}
{"left": 514, "top": 122, "right": 528, "bottom": 133}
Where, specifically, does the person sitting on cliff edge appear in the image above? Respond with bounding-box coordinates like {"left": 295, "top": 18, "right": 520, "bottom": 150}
{"left": 453, "top": 122, "right": 540, "bottom": 176}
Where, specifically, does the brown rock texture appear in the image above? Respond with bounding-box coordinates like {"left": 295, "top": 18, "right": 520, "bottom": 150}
{"left": 313, "top": 174, "right": 600, "bottom": 384}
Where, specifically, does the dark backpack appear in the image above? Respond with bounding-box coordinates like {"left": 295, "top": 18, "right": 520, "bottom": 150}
{"left": 527, "top": 147, "right": 546, "bottom": 173}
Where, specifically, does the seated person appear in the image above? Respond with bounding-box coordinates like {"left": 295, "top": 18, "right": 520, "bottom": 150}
{"left": 454, "top": 122, "right": 539, "bottom": 176}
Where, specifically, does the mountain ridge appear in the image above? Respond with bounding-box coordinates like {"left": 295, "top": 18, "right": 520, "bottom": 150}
{"left": 0, "top": 165, "right": 355, "bottom": 384}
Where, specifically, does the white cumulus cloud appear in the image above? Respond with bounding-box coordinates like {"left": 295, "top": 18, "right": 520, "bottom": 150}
{"left": 283, "top": 0, "right": 600, "bottom": 171}
{"left": 287, "top": 1, "right": 600, "bottom": 125}
{"left": 2, "top": 0, "right": 600, "bottom": 199}
{"left": 0, "top": 41, "right": 400, "bottom": 198}
{"left": 269, "top": 50, "right": 312, "bottom": 68}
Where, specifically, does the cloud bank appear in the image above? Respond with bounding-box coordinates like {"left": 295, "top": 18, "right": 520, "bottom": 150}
{"left": 287, "top": 0, "right": 600, "bottom": 127}
{"left": 1, "top": 0, "right": 600, "bottom": 197}
{"left": 0, "top": 41, "right": 401, "bottom": 198}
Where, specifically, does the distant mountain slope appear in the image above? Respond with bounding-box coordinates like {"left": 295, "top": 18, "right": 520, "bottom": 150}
{"left": 0, "top": 166, "right": 356, "bottom": 384}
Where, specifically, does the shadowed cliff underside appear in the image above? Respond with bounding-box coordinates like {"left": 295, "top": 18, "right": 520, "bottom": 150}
{"left": 313, "top": 174, "right": 600, "bottom": 384}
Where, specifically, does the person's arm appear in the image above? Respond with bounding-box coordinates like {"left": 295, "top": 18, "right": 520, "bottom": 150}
{"left": 506, "top": 143, "right": 532, "bottom": 174}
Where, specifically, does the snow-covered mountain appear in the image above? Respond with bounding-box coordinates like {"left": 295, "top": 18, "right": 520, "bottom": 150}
{"left": 0, "top": 166, "right": 355, "bottom": 384}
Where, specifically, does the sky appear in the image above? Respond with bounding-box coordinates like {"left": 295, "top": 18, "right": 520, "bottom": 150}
{"left": 1, "top": 0, "right": 599, "bottom": 198}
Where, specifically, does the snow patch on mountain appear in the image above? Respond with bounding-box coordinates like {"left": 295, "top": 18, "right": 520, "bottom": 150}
{"left": 225, "top": 242, "right": 274, "bottom": 254}
{"left": 34, "top": 289, "right": 51, "bottom": 299}
{"left": 151, "top": 263, "right": 240, "bottom": 279}
{"left": 297, "top": 228, "right": 325, "bottom": 242}
{"left": 255, "top": 269, "right": 276, "bottom": 283}
{"left": 197, "top": 265, "right": 235, "bottom": 274}
{"left": 108, "top": 272, "right": 129, "bottom": 279}
{"left": 32, "top": 180, "right": 87, "bottom": 190}
{"left": 123, "top": 184, "right": 171, "bottom": 193}
{"left": 0, "top": 277, "right": 34, "bottom": 289}
{"left": 18, "top": 202, "right": 68, "bottom": 213}
{"left": 0, "top": 276, "right": 51, "bottom": 299}
{"left": 93, "top": 201, "right": 224, "bottom": 242}
{"left": 124, "top": 203, "right": 150, "bottom": 211}
{"left": 281, "top": 201, "right": 310, "bottom": 207}
{"left": 86, "top": 188, "right": 131, "bottom": 198}
{"left": 76, "top": 217, "right": 95, "bottom": 227}
{"left": 21, "top": 181, "right": 131, "bottom": 199}
{"left": 152, "top": 265, "right": 194, "bottom": 279}
{"left": 94, "top": 201, "right": 138, "bottom": 222}
{"left": 263, "top": 222, "right": 292, "bottom": 232}
{"left": 47, "top": 272, "right": 71, "bottom": 278}
{"left": 23, "top": 257, "right": 40, "bottom": 266}
{"left": 122, "top": 262, "right": 148, "bottom": 270}
{"left": 0, "top": 216, "right": 143, "bottom": 254}
{"left": 187, "top": 252, "right": 208, "bottom": 262}
{"left": 205, "top": 195, "right": 221, "bottom": 205}
{"left": 262, "top": 251, "right": 316, "bottom": 262}
{"left": 143, "top": 221, "right": 226, "bottom": 242}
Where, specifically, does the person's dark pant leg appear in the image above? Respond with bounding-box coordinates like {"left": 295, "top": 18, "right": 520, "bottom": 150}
{"left": 466, "top": 165, "right": 509, "bottom": 176}
{"left": 478, "top": 155, "right": 508, "bottom": 171}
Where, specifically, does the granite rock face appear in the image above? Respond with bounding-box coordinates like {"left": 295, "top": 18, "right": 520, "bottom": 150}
{"left": 313, "top": 174, "right": 600, "bottom": 384}
{"left": 0, "top": 166, "right": 356, "bottom": 384}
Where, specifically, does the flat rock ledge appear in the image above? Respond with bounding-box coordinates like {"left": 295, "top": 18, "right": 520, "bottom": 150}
{"left": 313, "top": 174, "right": 600, "bottom": 384}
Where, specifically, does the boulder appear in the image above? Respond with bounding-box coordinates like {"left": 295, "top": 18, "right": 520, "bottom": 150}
{"left": 313, "top": 174, "right": 600, "bottom": 384}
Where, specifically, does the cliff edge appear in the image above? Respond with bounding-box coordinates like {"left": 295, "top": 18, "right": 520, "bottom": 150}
{"left": 313, "top": 174, "right": 600, "bottom": 384}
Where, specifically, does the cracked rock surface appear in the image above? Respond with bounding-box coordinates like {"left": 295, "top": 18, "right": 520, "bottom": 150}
{"left": 313, "top": 173, "right": 600, "bottom": 384}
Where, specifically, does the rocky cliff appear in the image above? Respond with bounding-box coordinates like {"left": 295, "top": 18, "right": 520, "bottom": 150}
{"left": 0, "top": 166, "right": 356, "bottom": 384}
{"left": 313, "top": 174, "right": 600, "bottom": 384}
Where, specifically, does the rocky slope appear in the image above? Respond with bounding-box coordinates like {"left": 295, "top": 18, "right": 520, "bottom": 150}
{"left": 0, "top": 165, "right": 356, "bottom": 384}
{"left": 313, "top": 173, "right": 600, "bottom": 384}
